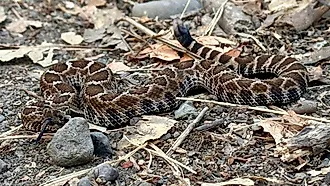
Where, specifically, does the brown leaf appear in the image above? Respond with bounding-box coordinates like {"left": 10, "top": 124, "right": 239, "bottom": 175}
{"left": 121, "top": 161, "right": 133, "bottom": 168}
{"left": 149, "top": 44, "right": 181, "bottom": 61}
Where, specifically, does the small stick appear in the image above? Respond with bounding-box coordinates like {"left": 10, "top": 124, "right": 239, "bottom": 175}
{"left": 236, "top": 32, "right": 267, "bottom": 51}
{"left": 0, "top": 125, "right": 23, "bottom": 138}
{"left": 180, "top": 0, "right": 192, "bottom": 19}
{"left": 203, "top": 0, "right": 228, "bottom": 36}
{"left": 176, "top": 97, "right": 330, "bottom": 123}
{"left": 166, "top": 107, "right": 209, "bottom": 155}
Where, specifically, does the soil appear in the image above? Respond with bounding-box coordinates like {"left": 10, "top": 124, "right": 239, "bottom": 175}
{"left": 1, "top": 0, "right": 330, "bottom": 186}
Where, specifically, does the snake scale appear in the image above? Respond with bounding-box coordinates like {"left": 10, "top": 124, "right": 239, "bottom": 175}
{"left": 22, "top": 20, "right": 308, "bottom": 132}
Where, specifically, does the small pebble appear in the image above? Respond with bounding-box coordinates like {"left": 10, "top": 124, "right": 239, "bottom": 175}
{"left": 173, "top": 131, "right": 180, "bottom": 138}
{"left": 78, "top": 177, "right": 94, "bottom": 186}
{"left": 47, "top": 117, "right": 94, "bottom": 167}
{"left": 89, "top": 163, "right": 119, "bottom": 183}
{"left": 90, "top": 132, "right": 113, "bottom": 158}
{"left": 174, "top": 101, "right": 197, "bottom": 119}
{"left": 0, "top": 115, "right": 5, "bottom": 123}
{"left": 0, "top": 159, "right": 9, "bottom": 173}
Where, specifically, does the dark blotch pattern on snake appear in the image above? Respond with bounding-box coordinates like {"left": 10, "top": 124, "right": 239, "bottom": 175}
{"left": 22, "top": 20, "right": 308, "bottom": 132}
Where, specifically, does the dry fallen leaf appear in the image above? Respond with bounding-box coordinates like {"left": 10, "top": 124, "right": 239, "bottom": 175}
{"left": 258, "top": 119, "right": 285, "bottom": 144}
{"left": 107, "top": 61, "right": 131, "bottom": 73}
{"left": 117, "top": 116, "right": 176, "bottom": 149}
{"left": 0, "top": 47, "right": 32, "bottom": 62}
{"left": 83, "top": 28, "right": 106, "bottom": 43}
{"left": 149, "top": 43, "right": 181, "bottom": 61}
{"left": 61, "top": 32, "right": 84, "bottom": 45}
{"left": 6, "top": 18, "right": 42, "bottom": 33}
{"left": 0, "top": 42, "right": 59, "bottom": 67}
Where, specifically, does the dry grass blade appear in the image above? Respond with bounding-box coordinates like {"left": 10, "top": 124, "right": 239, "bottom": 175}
{"left": 176, "top": 97, "right": 330, "bottom": 123}
{"left": 41, "top": 169, "right": 91, "bottom": 186}
{"left": 0, "top": 125, "right": 22, "bottom": 138}
{"left": 203, "top": 0, "right": 228, "bottom": 36}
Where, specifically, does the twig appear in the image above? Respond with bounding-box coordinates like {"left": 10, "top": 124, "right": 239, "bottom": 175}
{"left": 180, "top": 0, "right": 192, "bottom": 19}
{"left": 176, "top": 97, "right": 330, "bottom": 123}
{"left": 121, "top": 16, "right": 201, "bottom": 60}
{"left": 166, "top": 107, "right": 209, "bottom": 155}
{"left": 148, "top": 143, "right": 196, "bottom": 174}
{"left": 236, "top": 32, "right": 267, "bottom": 51}
{"left": 0, "top": 134, "right": 53, "bottom": 141}
{"left": 20, "top": 88, "right": 43, "bottom": 100}
{"left": 41, "top": 169, "right": 91, "bottom": 186}
{"left": 0, "top": 125, "right": 23, "bottom": 138}
{"left": 203, "top": 0, "right": 228, "bottom": 36}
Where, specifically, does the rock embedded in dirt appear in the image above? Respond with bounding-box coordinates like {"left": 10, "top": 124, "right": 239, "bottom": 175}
{"left": 78, "top": 177, "right": 94, "bottom": 186}
{"left": 89, "top": 163, "right": 119, "bottom": 184}
{"left": 90, "top": 132, "right": 113, "bottom": 158}
{"left": 132, "top": 0, "right": 201, "bottom": 19}
{"left": 174, "top": 101, "right": 198, "bottom": 119}
{"left": 0, "top": 159, "right": 9, "bottom": 173}
{"left": 0, "top": 114, "right": 5, "bottom": 123}
{"left": 47, "top": 117, "right": 94, "bottom": 167}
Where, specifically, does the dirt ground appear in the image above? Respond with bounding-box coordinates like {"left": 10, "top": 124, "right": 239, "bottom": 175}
{"left": 1, "top": 0, "right": 330, "bottom": 186}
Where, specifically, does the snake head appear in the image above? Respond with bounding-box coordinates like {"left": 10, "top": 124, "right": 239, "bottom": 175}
{"left": 22, "top": 100, "right": 68, "bottom": 132}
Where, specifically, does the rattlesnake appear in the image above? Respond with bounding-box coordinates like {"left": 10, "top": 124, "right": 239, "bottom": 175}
{"left": 22, "top": 20, "right": 308, "bottom": 132}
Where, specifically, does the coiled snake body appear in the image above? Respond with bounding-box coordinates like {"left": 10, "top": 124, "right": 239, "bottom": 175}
{"left": 22, "top": 20, "right": 308, "bottom": 132}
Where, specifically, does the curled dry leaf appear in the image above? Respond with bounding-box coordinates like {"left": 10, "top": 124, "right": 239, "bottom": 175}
{"left": 61, "top": 32, "right": 84, "bottom": 45}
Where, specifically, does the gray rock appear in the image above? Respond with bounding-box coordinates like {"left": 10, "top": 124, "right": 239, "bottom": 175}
{"left": 89, "top": 163, "right": 119, "bottom": 183}
{"left": 78, "top": 177, "right": 93, "bottom": 186}
{"left": 0, "top": 114, "right": 5, "bottom": 123}
{"left": 132, "top": 0, "right": 201, "bottom": 19}
{"left": 0, "top": 159, "right": 9, "bottom": 173}
{"left": 174, "top": 101, "right": 197, "bottom": 119}
{"left": 90, "top": 132, "right": 113, "bottom": 158}
{"left": 47, "top": 117, "right": 94, "bottom": 167}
